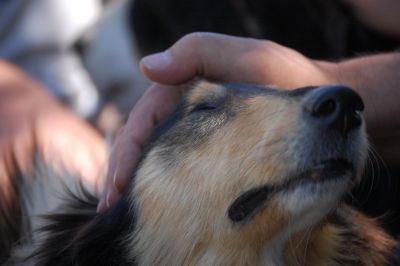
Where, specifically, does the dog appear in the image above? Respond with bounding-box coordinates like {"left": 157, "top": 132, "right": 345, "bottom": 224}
{"left": 5, "top": 81, "right": 399, "bottom": 265}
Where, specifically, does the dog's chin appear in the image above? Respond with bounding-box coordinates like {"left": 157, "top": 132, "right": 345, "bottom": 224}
{"left": 288, "top": 158, "right": 354, "bottom": 187}
{"left": 308, "top": 158, "right": 354, "bottom": 182}
{"left": 227, "top": 158, "right": 356, "bottom": 223}
{"left": 275, "top": 158, "right": 355, "bottom": 226}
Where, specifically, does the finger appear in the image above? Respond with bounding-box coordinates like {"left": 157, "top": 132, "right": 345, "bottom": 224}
{"left": 98, "top": 84, "right": 181, "bottom": 212}
{"left": 113, "top": 84, "right": 181, "bottom": 191}
{"left": 140, "top": 32, "right": 278, "bottom": 85}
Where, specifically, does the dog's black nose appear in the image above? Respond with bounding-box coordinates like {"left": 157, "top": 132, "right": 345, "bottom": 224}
{"left": 305, "top": 85, "right": 364, "bottom": 134}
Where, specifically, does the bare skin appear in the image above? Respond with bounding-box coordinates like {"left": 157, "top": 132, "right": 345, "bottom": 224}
{"left": 343, "top": 0, "right": 400, "bottom": 39}
{"left": 97, "top": 32, "right": 400, "bottom": 212}
{"left": 0, "top": 61, "right": 107, "bottom": 200}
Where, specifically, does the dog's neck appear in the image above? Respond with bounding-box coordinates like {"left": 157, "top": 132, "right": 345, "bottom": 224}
{"left": 261, "top": 204, "right": 397, "bottom": 266}
{"left": 258, "top": 222, "right": 336, "bottom": 266}
{"left": 130, "top": 204, "right": 396, "bottom": 265}
{"left": 259, "top": 232, "right": 287, "bottom": 266}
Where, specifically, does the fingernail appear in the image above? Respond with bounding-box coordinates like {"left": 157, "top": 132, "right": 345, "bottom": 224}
{"left": 141, "top": 50, "right": 172, "bottom": 71}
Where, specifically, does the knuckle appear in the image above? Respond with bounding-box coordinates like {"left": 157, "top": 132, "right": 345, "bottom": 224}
{"left": 175, "top": 32, "right": 210, "bottom": 50}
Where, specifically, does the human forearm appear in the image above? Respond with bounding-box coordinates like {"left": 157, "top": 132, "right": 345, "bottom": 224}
{"left": 333, "top": 53, "right": 400, "bottom": 163}
{"left": 99, "top": 33, "right": 400, "bottom": 210}
{"left": 343, "top": 0, "right": 400, "bottom": 39}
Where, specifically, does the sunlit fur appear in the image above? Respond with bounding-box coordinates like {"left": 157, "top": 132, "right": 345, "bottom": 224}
{"left": 127, "top": 81, "right": 394, "bottom": 265}
{"left": 4, "top": 81, "right": 398, "bottom": 265}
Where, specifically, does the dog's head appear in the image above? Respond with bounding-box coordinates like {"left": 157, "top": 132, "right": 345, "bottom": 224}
{"left": 130, "top": 81, "right": 368, "bottom": 264}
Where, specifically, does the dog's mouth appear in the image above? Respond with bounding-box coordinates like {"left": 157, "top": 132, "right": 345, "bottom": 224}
{"left": 275, "top": 158, "right": 354, "bottom": 193}
{"left": 228, "top": 158, "right": 354, "bottom": 223}
{"left": 306, "top": 158, "right": 353, "bottom": 182}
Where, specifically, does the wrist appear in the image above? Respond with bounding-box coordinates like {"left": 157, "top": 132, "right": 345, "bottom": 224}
{"left": 313, "top": 60, "right": 341, "bottom": 85}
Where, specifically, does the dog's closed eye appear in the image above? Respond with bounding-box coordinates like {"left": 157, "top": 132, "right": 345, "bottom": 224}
{"left": 190, "top": 102, "right": 218, "bottom": 113}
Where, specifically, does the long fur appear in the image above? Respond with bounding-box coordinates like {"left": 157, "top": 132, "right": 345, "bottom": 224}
{"left": 0, "top": 152, "right": 26, "bottom": 264}
{"left": 5, "top": 81, "right": 400, "bottom": 265}
{"left": 31, "top": 187, "right": 134, "bottom": 266}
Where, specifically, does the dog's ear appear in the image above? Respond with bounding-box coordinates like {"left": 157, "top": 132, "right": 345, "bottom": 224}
{"left": 228, "top": 186, "right": 272, "bottom": 223}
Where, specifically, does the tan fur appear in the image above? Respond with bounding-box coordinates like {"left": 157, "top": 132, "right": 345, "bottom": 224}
{"left": 130, "top": 89, "right": 303, "bottom": 265}
{"left": 187, "top": 81, "right": 227, "bottom": 104}
{"left": 124, "top": 81, "right": 396, "bottom": 265}
{"left": 285, "top": 206, "right": 397, "bottom": 266}
{"left": 7, "top": 81, "right": 394, "bottom": 265}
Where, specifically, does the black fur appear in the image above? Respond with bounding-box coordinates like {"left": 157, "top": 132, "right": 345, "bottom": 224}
{"left": 32, "top": 188, "right": 135, "bottom": 266}
{"left": 26, "top": 84, "right": 400, "bottom": 264}
{"left": 129, "top": 0, "right": 400, "bottom": 234}
{"left": 148, "top": 83, "right": 261, "bottom": 162}
{"left": 30, "top": 83, "right": 269, "bottom": 264}
{"left": 0, "top": 153, "right": 25, "bottom": 263}
{"left": 152, "top": 83, "right": 316, "bottom": 163}
{"left": 328, "top": 205, "right": 400, "bottom": 265}
{"left": 0, "top": 140, "right": 40, "bottom": 263}
{"left": 32, "top": 84, "right": 322, "bottom": 264}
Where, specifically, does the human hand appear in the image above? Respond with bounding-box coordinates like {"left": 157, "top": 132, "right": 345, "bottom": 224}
{"left": 97, "top": 32, "right": 339, "bottom": 212}
{"left": 0, "top": 61, "right": 107, "bottom": 199}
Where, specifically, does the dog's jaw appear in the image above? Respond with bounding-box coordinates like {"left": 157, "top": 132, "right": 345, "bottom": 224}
{"left": 276, "top": 175, "right": 350, "bottom": 222}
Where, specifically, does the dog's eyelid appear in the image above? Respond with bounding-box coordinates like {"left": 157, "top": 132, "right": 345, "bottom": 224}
{"left": 189, "top": 96, "right": 225, "bottom": 113}
{"left": 190, "top": 101, "right": 219, "bottom": 113}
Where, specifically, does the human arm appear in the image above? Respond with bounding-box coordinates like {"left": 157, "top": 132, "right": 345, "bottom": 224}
{"left": 141, "top": 34, "right": 400, "bottom": 163}
{"left": 343, "top": 0, "right": 400, "bottom": 39}
{"left": 334, "top": 53, "right": 400, "bottom": 163}
{"left": 98, "top": 32, "right": 400, "bottom": 211}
